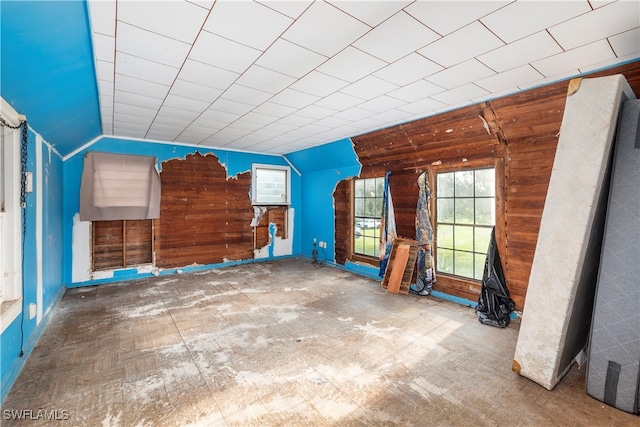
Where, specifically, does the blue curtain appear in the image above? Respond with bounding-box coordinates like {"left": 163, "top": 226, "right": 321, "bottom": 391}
{"left": 378, "top": 171, "right": 397, "bottom": 277}
{"left": 412, "top": 171, "right": 435, "bottom": 295}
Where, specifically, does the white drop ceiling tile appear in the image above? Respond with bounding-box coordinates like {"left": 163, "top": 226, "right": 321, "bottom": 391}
{"left": 226, "top": 120, "right": 265, "bottom": 132}
{"left": 317, "top": 47, "right": 388, "bottom": 83}
{"left": 186, "top": 0, "right": 215, "bottom": 10}
{"left": 220, "top": 84, "right": 273, "bottom": 106}
{"left": 212, "top": 127, "right": 254, "bottom": 141}
{"left": 177, "top": 128, "right": 214, "bottom": 142}
{"left": 290, "top": 71, "right": 350, "bottom": 97}
{"left": 269, "top": 88, "right": 320, "bottom": 109}
{"left": 148, "top": 121, "right": 185, "bottom": 134}
{"left": 190, "top": 31, "right": 262, "bottom": 73}
{"left": 115, "top": 128, "right": 147, "bottom": 139}
{"left": 517, "top": 69, "right": 579, "bottom": 91}
{"left": 340, "top": 76, "right": 399, "bottom": 100}
{"left": 178, "top": 60, "right": 239, "bottom": 91}
{"left": 114, "top": 102, "right": 158, "bottom": 119}
{"left": 353, "top": 12, "right": 440, "bottom": 63}
{"left": 406, "top": 1, "right": 509, "bottom": 36}
{"left": 113, "top": 112, "right": 151, "bottom": 125}
{"left": 332, "top": 107, "right": 375, "bottom": 121}
{"left": 328, "top": 0, "right": 412, "bottom": 26}
{"left": 370, "top": 109, "right": 416, "bottom": 125}
{"left": 349, "top": 117, "right": 387, "bottom": 131}
{"left": 590, "top": 0, "right": 617, "bottom": 8}
{"left": 203, "top": 1, "right": 293, "bottom": 50}
{"left": 237, "top": 111, "right": 278, "bottom": 126}
{"left": 234, "top": 66, "right": 297, "bottom": 95}
{"left": 163, "top": 93, "right": 210, "bottom": 113}
{"left": 532, "top": 40, "right": 616, "bottom": 77}
{"left": 277, "top": 114, "right": 317, "bottom": 127}
{"left": 282, "top": 1, "right": 370, "bottom": 56}
{"left": 117, "top": 1, "right": 208, "bottom": 43}
{"left": 430, "top": 83, "right": 489, "bottom": 105}
{"left": 388, "top": 79, "right": 446, "bottom": 103}
{"left": 115, "top": 74, "right": 170, "bottom": 100}
{"left": 578, "top": 52, "right": 640, "bottom": 74}
{"left": 397, "top": 97, "right": 446, "bottom": 115}
{"left": 373, "top": 53, "right": 443, "bottom": 86}
{"left": 313, "top": 115, "right": 352, "bottom": 129}
{"left": 262, "top": 121, "right": 299, "bottom": 133}
{"left": 116, "top": 53, "right": 180, "bottom": 86}
{"left": 116, "top": 23, "right": 191, "bottom": 68}
{"left": 114, "top": 90, "right": 164, "bottom": 110}
{"left": 358, "top": 95, "right": 407, "bottom": 113}
{"left": 256, "top": 1, "right": 312, "bottom": 19}
{"left": 170, "top": 79, "right": 223, "bottom": 103}
{"left": 244, "top": 140, "right": 286, "bottom": 152}
{"left": 475, "top": 65, "right": 544, "bottom": 93}
{"left": 146, "top": 130, "right": 181, "bottom": 142}
{"left": 418, "top": 21, "right": 505, "bottom": 68}
{"left": 298, "top": 124, "right": 332, "bottom": 136}
{"left": 256, "top": 39, "right": 328, "bottom": 79}
{"left": 188, "top": 118, "right": 228, "bottom": 133}
{"left": 295, "top": 105, "right": 337, "bottom": 120}
{"left": 100, "top": 94, "right": 113, "bottom": 106}
{"left": 198, "top": 108, "right": 242, "bottom": 125}
{"left": 96, "top": 60, "right": 114, "bottom": 82}
{"left": 481, "top": 1, "right": 591, "bottom": 44}
{"left": 252, "top": 102, "right": 297, "bottom": 118}
{"left": 92, "top": 33, "right": 115, "bottom": 63}
{"left": 98, "top": 79, "right": 114, "bottom": 96}
{"left": 155, "top": 106, "right": 200, "bottom": 122}
{"left": 477, "top": 32, "right": 563, "bottom": 73}
{"left": 175, "top": 133, "right": 208, "bottom": 145}
{"left": 113, "top": 119, "right": 150, "bottom": 133}
{"left": 549, "top": 1, "right": 640, "bottom": 50}
{"left": 88, "top": 0, "right": 116, "bottom": 36}
{"left": 315, "top": 92, "right": 365, "bottom": 111}
{"left": 471, "top": 87, "right": 519, "bottom": 104}
{"left": 249, "top": 128, "right": 282, "bottom": 139}
{"left": 609, "top": 28, "right": 640, "bottom": 58}
{"left": 209, "top": 98, "right": 255, "bottom": 116}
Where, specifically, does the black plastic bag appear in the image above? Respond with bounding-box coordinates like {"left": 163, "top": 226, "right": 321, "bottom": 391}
{"left": 476, "top": 227, "right": 515, "bottom": 328}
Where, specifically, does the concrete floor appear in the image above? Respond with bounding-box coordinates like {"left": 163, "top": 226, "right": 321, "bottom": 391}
{"left": 3, "top": 258, "right": 637, "bottom": 426}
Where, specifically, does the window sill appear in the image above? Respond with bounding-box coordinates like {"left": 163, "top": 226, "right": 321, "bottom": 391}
{"left": 351, "top": 254, "right": 379, "bottom": 267}
{"left": 0, "top": 299, "right": 22, "bottom": 334}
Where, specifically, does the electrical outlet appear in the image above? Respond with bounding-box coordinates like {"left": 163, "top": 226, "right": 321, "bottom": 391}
{"left": 320, "top": 241, "right": 326, "bottom": 248}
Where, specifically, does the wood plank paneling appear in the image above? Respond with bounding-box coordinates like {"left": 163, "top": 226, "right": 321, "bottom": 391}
{"left": 155, "top": 152, "right": 254, "bottom": 268}
{"left": 338, "top": 60, "right": 640, "bottom": 310}
{"left": 92, "top": 219, "right": 152, "bottom": 270}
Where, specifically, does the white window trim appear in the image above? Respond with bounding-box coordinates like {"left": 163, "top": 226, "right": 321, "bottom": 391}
{"left": 1, "top": 98, "right": 24, "bottom": 332}
{"left": 251, "top": 163, "right": 291, "bottom": 206}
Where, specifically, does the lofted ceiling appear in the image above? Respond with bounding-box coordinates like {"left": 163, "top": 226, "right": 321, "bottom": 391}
{"left": 2, "top": 1, "right": 640, "bottom": 157}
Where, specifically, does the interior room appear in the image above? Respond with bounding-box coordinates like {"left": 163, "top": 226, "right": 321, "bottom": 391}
{"left": 1, "top": 0, "right": 639, "bottom": 425}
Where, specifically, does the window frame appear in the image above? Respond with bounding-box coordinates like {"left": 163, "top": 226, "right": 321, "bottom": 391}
{"left": 0, "top": 113, "right": 24, "bottom": 332}
{"left": 251, "top": 164, "right": 291, "bottom": 206}
{"left": 429, "top": 158, "right": 505, "bottom": 297}
{"left": 350, "top": 175, "right": 384, "bottom": 263}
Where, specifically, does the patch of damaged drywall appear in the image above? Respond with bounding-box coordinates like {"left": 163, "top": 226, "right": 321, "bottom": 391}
{"left": 63, "top": 136, "right": 300, "bottom": 286}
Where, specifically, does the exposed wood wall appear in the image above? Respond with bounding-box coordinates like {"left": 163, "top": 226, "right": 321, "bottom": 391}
{"left": 92, "top": 219, "right": 153, "bottom": 270}
{"left": 154, "top": 152, "right": 277, "bottom": 268}
{"left": 337, "top": 60, "right": 640, "bottom": 310}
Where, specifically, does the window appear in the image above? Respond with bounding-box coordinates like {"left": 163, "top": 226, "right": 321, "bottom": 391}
{"left": 353, "top": 177, "right": 384, "bottom": 258}
{"left": 92, "top": 219, "right": 153, "bottom": 271}
{"left": 436, "top": 168, "right": 495, "bottom": 280}
{"left": 1, "top": 101, "right": 23, "bottom": 329}
{"left": 252, "top": 164, "right": 290, "bottom": 205}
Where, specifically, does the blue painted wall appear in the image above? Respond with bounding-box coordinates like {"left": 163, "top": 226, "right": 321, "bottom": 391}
{"left": 62, "top": 137, "right": 301, "bottom": 285}
{"left": 0, "top": 0, "right": 101, "bottom": 156}
{"left": 287, "top": 139, "right": 361, "bottom": 264}
{"left": 1, "top": 129, "right": 65, "bottom": 403}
